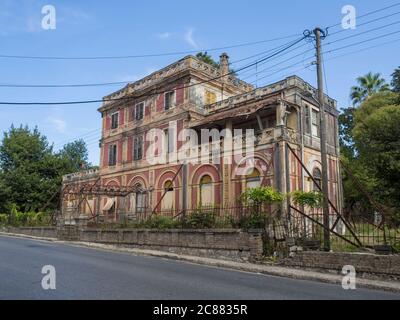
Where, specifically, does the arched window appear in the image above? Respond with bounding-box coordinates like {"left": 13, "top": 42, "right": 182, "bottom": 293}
{"left": 246, "top": 169, "right": 261, "bottom": 190}
{"left": 200, "top": 175, "right": 213, "bottom": 207}
{"left": 130, "top": 184, "right": 145, "bottom": 214}
{"left": 162, "top": 181, "right": 174, "bottom": 210}
{"left": 313, "top": 168, "right": 322, "bottom": 191}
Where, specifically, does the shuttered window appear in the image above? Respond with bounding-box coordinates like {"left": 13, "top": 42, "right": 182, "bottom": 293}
{"left": 134, "top": 136, "right": 143, "bottom": 161}
{"left": 108, "top": 144, "right": 117, "bottom": 166}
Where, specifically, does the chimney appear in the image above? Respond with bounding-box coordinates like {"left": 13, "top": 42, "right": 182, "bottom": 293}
{"left": 219, "top": 53, "right": 230, "bottom": 77}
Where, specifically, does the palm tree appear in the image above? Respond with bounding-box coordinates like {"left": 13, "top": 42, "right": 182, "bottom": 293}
{"left": 350, "top": 72, "right": 390, "bottom": 105}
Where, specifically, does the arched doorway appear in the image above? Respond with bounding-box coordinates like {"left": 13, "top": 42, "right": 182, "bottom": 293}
{"left": 162, "top": 180, "right": 174, "bottom": 211}
{"left": 312, "top": 167, "right": 322, "bottom": 191}
{"left": 199, "top": 175, "right": 213, "bottom": 207}
{"left": 246, "top": 169, "right": 261, "bottom": 190}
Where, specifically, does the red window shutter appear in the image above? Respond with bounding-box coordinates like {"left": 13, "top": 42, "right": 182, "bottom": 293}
{"left": 145, "top": 104, "right": 150, "bottom": 117}
{"left": 118, "top": 141, "right": 123, "bottom": 164}
{"left": 103, "top": 144, "right": 108, "bottom": 167}
{"left": 120, "top": 110, "right": 125, "bottom": 126}
{"left": 127, "top": 137, "right": 133, "bottom": 162}
{"left": 176, "top": 86, "right": 184, "bottom": 105}
{"left": 144, "top": 133, "right": 150, "bottom": 160}
{"left": 177, "top": 120, "right": 183, "bottom": 150}
{"left": 129, "top": 107, "right": 134, "bottom": 122}
{"left": 105, "top": 116, "right": 111, "bottom": 131}
{"left": 156, "top": 94, "right": 164, "bottom": 112}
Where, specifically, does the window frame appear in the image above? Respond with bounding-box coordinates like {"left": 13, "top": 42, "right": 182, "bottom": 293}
{"left": 205, "top": 90, "right": 217, "bottom": 105}
{"left": 313, "top": 167, "right": 322, "bottom": 191}
{"left": 135, "top": 102, "right": 144, "bottom": 121}
{"left": 246, "top": 169, "right": 261, "bottom": 190}
{"left": 164, "top": 91, "right": 176, "bottom": 111}
{"left": 111, "top": 112, "right": 119, "bottom": 130}
{"left": 311, "top": 109, "right": 320, "bottom": 138}
{"left": 304, "top": 105, "right": 311, "bottom": 134}
{"left": 133, "top": 136, "right": 143, "bottom": 161}
{"left": 108, "top": 143, "right": 117, "bottom": 166}
{"left": 199, "top": 175, "right": 213, "bottom": 207}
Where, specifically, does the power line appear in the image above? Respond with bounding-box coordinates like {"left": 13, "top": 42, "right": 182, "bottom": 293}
{"left": 0, "top": 34, "right": 300, "bottom": 61}
{"left": 53, "top": 129, "right": 101, "bottom": 148}
{"left": 255, "top": 34, "right": 400, "bottom": 87}
{"left": 0, "top": 36, "right": 306, "bottom": 106}
{"left": 325, "top": 29, "right": 400, "bottom": 54}
{"left": 326, "top": 20, "right": 400, "bottom": 45}
{"left": 327, "top": 2, "right": 400, "bottom": 29}
{"left": 0, "top": 38, "right": 303, "bottom": 89}
{"left": 329, "top": 10, "right": 400, "bottom": 36}
{"left": 54, "top": 32, "right": 400, "bottom": 149}
{"left": 4, "top": 14, "right": 396, "bottom": 90}
{"left": 241, "top": 20, "right": 400, "bottom": 83}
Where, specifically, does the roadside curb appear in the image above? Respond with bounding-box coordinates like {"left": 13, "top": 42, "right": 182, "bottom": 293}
{"left": 1, "top": 232, "right": 400, "bottom": 294}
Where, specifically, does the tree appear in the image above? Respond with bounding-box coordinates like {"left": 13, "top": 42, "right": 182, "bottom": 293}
{"left": 196, "top": 52, "right": 220, "bottom": 69}
{"left": 350, "top": 92, "right": 400, "bottom": 220}
{"left": 0, "top": 126, "right": 91, "bottom": 213}
{"left": 353, "top": 104, "right": 400, "bottom": 212}
{"left": 57, "top": 139, "right": 90, "bottom": 172}
{"left": 0, "top": 126, "right": 60, "bottom": 212}
{"left": 350, "top": 72, "right": 390, "bottom": 105}
{"left": 338, "top": 107, "right": 356, "bottom": 158}
{"left": 391, "top": 66, "right": 400, "bottom": 93}
{"left": 340, "top": 90, "right": 400, "bottom": 220}
{"left": 196, "top": 52, "right": 237, "bottom": 75}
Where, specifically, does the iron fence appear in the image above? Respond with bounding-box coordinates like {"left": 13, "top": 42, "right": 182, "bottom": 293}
{"left": 286, "top": 209, "right": 400, "bottom": 251}
{"left": 86, "top": 204, "right": 400, "bottom": 253}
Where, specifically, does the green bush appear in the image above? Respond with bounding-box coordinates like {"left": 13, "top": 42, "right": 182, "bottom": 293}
{"left": 141, "top": 215, "right": 179, "bottom": 230}
{"left": 0, "top": 214, "right": 8, "bottom": 226}
{"left": 181, "top": 210, "right": 216, "bottom": 229}
{"left": 241, "top": 187, "right": 284, "bottom": 205}
{"left": 239, "top": 212, "right": 267, "bottom": 229}
{"left": 291, "top": 191, "right": 323, "bottom": 208}
{"left": 7, "top": 204, "right": 51, "bottom": 227}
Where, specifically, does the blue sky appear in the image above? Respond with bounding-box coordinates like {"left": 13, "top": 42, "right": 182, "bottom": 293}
{"left": 0, "top": 0, "right": 399, "bottom": 165}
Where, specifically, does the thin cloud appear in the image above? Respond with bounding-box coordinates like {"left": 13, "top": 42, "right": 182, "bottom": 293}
{"left": 47, "top": 117, "right": 67, "bottom": 133}
{"left": 157, "top": 32, "right": 173, "bottom": 40}
{"left": 184, "top": 28, "right": 198, "bottom": 48}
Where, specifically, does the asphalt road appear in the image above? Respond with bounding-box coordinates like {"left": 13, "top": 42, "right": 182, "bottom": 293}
{"left": 0, "top": 235, "right": 399, "bottom": 300}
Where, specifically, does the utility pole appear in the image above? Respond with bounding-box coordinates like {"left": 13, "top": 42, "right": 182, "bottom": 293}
{"left": 314, "top": 27, "right": 331, "bottom": 252}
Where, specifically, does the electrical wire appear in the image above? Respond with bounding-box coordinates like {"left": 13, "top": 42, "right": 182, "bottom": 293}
{"left": 0, "top": 36, "right": 306, "bottom": 106}
{"left": 0, "top": 35, "right": 300, "bottom": 61}
{"left": 3, "top": 16, "right": 396, "bottom": 90}
{"left": 327, "top": 2, "right": 400, "bottom": 29}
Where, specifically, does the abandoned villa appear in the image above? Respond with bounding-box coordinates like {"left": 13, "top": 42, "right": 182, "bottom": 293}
{"left": 61, "top": 53, "right": 342, "bottom": 223}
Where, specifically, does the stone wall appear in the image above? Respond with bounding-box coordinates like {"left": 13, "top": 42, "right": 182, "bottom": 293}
{"left": 2, "top": 226, "right": 263, "bottom": 262}
{"left": 78, "top": 228, "right": 263, "bottom": 262}
{"left": 4, "top": 227, "right": 57, "bottom": 239}
{"left": 281, "top": 251, "right": 400, "bottom": 277}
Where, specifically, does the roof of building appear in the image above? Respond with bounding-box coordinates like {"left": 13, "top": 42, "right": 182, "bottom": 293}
{"left": 101, "top": 54, "right": 254, "bottom": 107}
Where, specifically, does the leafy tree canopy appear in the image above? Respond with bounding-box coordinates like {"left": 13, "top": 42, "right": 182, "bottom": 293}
{"left": 350, "top": 72, "right": 390, "bottom": 106}
{"left": 57, "top": 139, "right": 90, "bottom": 172}
{"left": 0, "top": 125, "right": 91, "bottom": 213}
{"left": 196, "top": 52, "right": 220, "bottom": 69}
{"left": 391, "top": 66, "right": 400, "bottom": 93}
{"left": 196, "top": 52, "right": 237, "bottom": 76}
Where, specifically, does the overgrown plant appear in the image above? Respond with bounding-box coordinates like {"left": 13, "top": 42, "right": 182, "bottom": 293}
{"left": 239, "top": 187, "right": 284, "bottom": 229}
{"left": 291, "top": 191, "right": 323, "bottom": 209}
{"left": 181, "top": 209, "right": 216, "bottom": 229}
{"left": 240, "top": 187, "right": 284, "bottom": 206}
